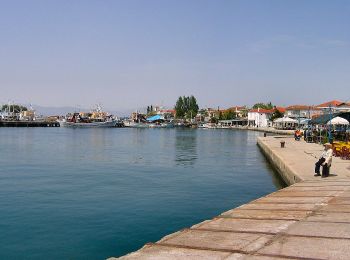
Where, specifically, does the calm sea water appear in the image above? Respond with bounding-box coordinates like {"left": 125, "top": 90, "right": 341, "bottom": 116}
{"left": 0, "top": 128, "right": 285, "bottom": 260}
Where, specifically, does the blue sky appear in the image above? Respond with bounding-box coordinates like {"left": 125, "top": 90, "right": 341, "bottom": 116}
{"left": 0, "top": 0, "right": 349, "bottom": 111}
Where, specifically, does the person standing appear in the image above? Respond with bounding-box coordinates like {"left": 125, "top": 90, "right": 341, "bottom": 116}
{"left": 314, "top": 143, "right": 333, "bottom": 178}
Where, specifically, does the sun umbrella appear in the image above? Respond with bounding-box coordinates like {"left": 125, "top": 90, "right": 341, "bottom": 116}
{"left": 327, "top": 116, "right": 349, "bottom": 125}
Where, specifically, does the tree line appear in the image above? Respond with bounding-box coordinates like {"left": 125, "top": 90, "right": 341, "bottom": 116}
{"left": 174, "top": 96, "right": 199, "bottom": 119}
{"left": 1, "top": 104, "right": 28, "bottom": 113}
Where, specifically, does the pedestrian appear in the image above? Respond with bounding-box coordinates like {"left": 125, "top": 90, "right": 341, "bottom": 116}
{"left": 314, "top": 143, "right": 333, "bottom": 178}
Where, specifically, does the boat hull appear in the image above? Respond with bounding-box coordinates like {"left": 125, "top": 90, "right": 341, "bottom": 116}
{"left": 59, "top": 120, "right": 117, "bottom": 128}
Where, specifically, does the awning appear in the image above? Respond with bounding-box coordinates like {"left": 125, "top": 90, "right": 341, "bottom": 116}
{"left": 309, "top": 112, "right": 350, "bottom": 125}
{"left": 327, "top": 116, "right": 349, "bottom": 125}
{"left": 273, "top": 117, "right": 297, "bottom": 123}
{"left": 146, "top": 115, "right": 163, "bottom": 122}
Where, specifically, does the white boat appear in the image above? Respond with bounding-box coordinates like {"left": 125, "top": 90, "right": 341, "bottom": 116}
{"left": 59, "top": 119, "right": 117, "bottom": 128}
{"left": 148, "top": 122, "right": 174, "bottom": 128}
{"left": 123, "top": 120, "right": 149, "bottom": 128}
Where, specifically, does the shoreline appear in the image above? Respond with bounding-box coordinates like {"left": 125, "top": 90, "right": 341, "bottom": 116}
{"left": 111, "top": 135, "right": 350, "bottom": 259}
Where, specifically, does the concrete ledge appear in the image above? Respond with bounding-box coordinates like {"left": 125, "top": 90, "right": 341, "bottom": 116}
{"left": 257, "top": 137, "right": 302, "bottom": 185}
{"left": 109, "top": 136, "right": 350, "bottom": 260}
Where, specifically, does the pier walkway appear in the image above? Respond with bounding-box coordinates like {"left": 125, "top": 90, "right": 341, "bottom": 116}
{"left": 110, "top": 136, "right": 350, "bottom": 260}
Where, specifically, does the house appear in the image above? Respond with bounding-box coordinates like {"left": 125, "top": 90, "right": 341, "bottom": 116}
{"left": 316, "top": 100, "right": 343, "bottom": 109}
{"left": 248, "top": 108, "right": 274, "bottom": 128}
{"left": 226, "top": 106, "right": 248, "bottom": 118}
{"left": 157, "top": 109, "right": 175, "bottom": 119}
{"left": 316, "top": 100, "right": 350, "bottom": 113}
{"left": 284, "top": 105, "right": 321, "bottom": 120}
{"left": 335, "top": 103, "right": 350, "bottom": 113}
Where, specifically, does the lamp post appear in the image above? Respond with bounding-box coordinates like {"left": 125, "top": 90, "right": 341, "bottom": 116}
{"left": 328, "top": 105, "right": 333, "bottom": 143}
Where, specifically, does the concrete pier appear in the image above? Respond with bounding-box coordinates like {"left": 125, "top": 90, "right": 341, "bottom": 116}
{"left": 0, "top": 120, "right": 60, "bottom": 127}
{"left": 110, "top": 136, "right": 350, "bottom": 260}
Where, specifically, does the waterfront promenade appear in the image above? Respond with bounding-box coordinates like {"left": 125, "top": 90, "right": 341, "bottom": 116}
{"left": 111, "top": 135, "right": 350, "bottom": 260}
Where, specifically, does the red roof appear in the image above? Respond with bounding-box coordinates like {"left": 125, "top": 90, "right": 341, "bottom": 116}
{"left": 249, "top": 109, "right": 274, "bottom": 114}
{"left": 160, "top": 109, "right": 175, "bottom": 113}
{"left": 285, "top": 105, "right": 316, "bottom": 111}
{"left": 227, "top": 106, "right": 246, "bottom": 111}
{"left": 275, "top": 107, "right": 286, "bottom": 113}
{"left": 316, "top": 100, "right": 342, "bottom": 108}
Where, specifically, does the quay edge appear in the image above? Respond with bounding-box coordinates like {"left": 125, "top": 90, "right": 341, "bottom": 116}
{"left": 109, "top": 135, "right": 350, "bottom": 260}
{"left": 257, "top": 136, "right": 302, "bottom": 185}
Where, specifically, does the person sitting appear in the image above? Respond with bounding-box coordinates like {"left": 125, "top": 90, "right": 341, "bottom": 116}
{"left": 294, "top": 129, "right": 302, "bottom": 141}
{"left": 314, "top": 143, "right": 333, "bottom": 178}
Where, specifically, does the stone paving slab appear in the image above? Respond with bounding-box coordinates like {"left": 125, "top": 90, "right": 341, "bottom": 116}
{"left": 237, "top": 202, "right": 319, "bottom": 211}
{"left": 157, "top": 229, "right": 274, "bottom": 253}
{"left": 327, "top": 197, "right": 350, "bottom": 205}
{"left": 320, "top": 204, "right": 350, "bottom": 212}
{"left": 258, "top": 235, "right": 350, "bottom": 260}
{"left": 305, "top": 211, "right": 350, "bottom": 223}
{"left": 194, "top": 218, "right": 295, "bottom": 234}
{"left": 111, "top": 245, "right": 231, "bottom": 260}
{"left": 254, "top": 196, "right": 331, "bottom": 204}
{"left": 284, "top": 221, "right": 350, "bottom": 238}
{"left": 220, "top": 209, "right": 312, "bottom": 220}
{"left": 282, "top": 185, "right": 349, "bottom": 191}
{"left": 266, "top": 190, "right": 339, "bottom": 197}
{"left": 225, "top": 254, "right": 299, "bottom": 260}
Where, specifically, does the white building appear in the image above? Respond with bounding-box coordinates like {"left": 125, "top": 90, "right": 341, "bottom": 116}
{"left": 285, "top": 105, "right": 321, "bottom": 119}
{"left": 248, "top": 108, "right": 273, "bottom": 128}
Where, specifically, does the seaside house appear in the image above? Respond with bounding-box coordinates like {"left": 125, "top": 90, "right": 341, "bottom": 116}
{"left": 157, "top": 109, "right": 175, "bottom": 120}
{"left": 285, "top": 105, "right": 321, "bottom": 120}
{"left": 335, "top": 103, "right": 350, "bottom": 113}
{"left": 247, "top": 108, "right": 274, "bottom": 128}
{"left": 316, "top": 100, "right": 350, "bottom": 113}
{"left": 226, "top": 106, "right": 248, "bottom": 118}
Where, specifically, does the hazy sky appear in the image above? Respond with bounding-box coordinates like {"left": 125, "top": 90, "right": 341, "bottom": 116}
{"left": 0, "top": 0, "right": 349, "bottom": 111}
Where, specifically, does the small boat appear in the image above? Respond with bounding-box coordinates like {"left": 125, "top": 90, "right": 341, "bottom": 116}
{"left": 123, "top": 120, "right": 149, "bottom": 128}
{"left": 59, "top": 105, "right": 117, "bottom": 128}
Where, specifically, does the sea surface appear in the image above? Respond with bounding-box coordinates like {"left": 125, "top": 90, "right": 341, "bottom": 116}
{"left": 0, "top": 128, "right": 285, "bottom": 260}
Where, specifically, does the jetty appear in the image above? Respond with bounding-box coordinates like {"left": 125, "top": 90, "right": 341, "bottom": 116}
{"left": 110, "top": 135, "right": 350, "bottom": 260}
{"left": 0, "top": 120, "right": 60, "bottom": 127}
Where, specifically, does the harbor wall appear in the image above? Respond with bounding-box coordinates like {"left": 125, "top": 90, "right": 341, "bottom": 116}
{"left": 0, "top": 121, "right": 60, "bottom": 127}
{"left": 257, "top": 137, "right": 302, "bottom": 185}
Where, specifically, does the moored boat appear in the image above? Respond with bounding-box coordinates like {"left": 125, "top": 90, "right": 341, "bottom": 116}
{"left": 59, "top": 105, "right": 117, "bottom": 128}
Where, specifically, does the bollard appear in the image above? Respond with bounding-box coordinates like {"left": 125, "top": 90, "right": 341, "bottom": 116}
{"left": 264, "top": 132, "right": 267, "bottom": 137}
{"left": 280, "top": 141, "right": 285, "bottom": 148}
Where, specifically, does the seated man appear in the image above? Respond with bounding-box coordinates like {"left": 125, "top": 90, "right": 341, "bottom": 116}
{"left": 314, "top": 143, "right": 333, "bottom": 178}
{"left": 294, "top": 129, "right": 302, "bottom": 141}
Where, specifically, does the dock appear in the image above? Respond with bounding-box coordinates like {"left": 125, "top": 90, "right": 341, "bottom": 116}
{"left": 0, "top": 120, "right": 60, "bottom": 127}
{"left": 110, "top": 135, "right": 350, "bottom": 260}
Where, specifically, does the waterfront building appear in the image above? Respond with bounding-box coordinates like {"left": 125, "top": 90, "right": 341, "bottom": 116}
{"left": 273, "top": 116, "right": 298, "bottom": 130}
{"left": 335, "top": 103, "right": 350, "bottom": 113}
{"left": 284, "top": 105, "right": 321, "bottom": 120}
{"left": 247, "top": 108, "right": 274, "bottom": 128}
{"left": 218, "top": 119, "right": 248, "bottom": 127}
{"left": 316, "top": 100, "right": 350, "bottom": 113}
{"left": 226, "top": 106, "right": 248, "bottom": 118}
{"left": 156, "top": 109, "right": 175, "bottom": 120}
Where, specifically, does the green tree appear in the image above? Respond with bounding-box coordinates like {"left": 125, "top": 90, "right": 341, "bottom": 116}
{"left": 175, "top": 97, "right": 184, "bottom": 118}
{"left": 221, "top": 109, "right": 236, "bottom": 120}
{"left": 271, "top": 108, "right": 284, "bottom": 121}
{"left": 1, "top": 104, "right": 28, "bottom": 113}
{"left": 174, "top": 95, "right": 199, "bottom": 119}
{"left": 252, "top": 102, "right": 273, "bottom": 110}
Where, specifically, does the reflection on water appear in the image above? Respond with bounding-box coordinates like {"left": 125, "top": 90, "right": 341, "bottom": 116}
{"left": 0, "top": 127, "right": 286, "bottom": 260}
{"left": 175, "top": 130, "right": 197, "bottom": 166}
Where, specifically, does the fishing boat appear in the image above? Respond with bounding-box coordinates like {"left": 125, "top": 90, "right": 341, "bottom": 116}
{"left": 59, "top": 105, "right": 117, "bottom": 128}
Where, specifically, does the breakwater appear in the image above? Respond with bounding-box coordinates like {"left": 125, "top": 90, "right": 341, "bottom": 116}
{"left": 111, "top": 135, "right": 350, "bottom": 259}
{"left": 0, "top": 120, "right": 60, "bottom": 127}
